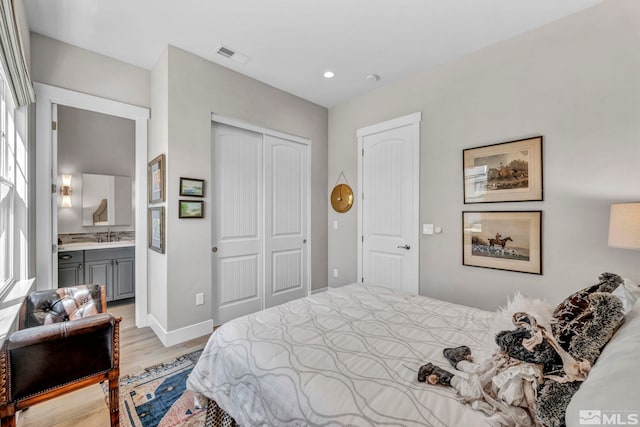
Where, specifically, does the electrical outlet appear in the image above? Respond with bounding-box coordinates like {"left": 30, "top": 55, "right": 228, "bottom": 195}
{"left": 333, "top": 268, "right": 338, "bottom": 278}
{"left": 195, "top": 293, "right": 204, "bottom": 306}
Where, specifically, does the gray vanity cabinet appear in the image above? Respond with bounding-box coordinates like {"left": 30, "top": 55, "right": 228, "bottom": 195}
{"left": 57, "top": 251, "right": 84, "bottom": 287}
{"left": 60, "top": 246, "right": 135, "bottom": 302}
{"left": 114, "top": 256, "right": 135, "bottom": 299}
{"left": 85, "top": 257, "right": 114, "bottom": 301}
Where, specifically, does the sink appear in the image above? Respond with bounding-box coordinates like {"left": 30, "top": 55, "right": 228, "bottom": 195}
{"left": 58, "top": 240, "right": 135, "bottom": 252}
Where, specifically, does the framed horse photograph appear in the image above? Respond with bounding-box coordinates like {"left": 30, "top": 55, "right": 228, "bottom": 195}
{"left": 463, "top": 136, "right": 543, "bottom": 203}
{"left": 462, "top": 210, "right": 542, "bottom": 274}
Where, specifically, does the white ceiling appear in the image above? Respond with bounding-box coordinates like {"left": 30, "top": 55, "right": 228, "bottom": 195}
{"left": 24, "top": 0, "right": 603, "bottom": 107}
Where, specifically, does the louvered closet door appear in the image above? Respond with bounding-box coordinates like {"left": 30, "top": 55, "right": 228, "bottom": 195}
{"left": 264, "top": 135, "right": 309, "bottom": 309}
{"left": 212, "top": 123, "right": 263, "bottom": 324}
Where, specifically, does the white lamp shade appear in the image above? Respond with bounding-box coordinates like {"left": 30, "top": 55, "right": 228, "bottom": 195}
{"left": 61, "top": 195, "right": 72, "bottom": 208}
{"left": 608, "top": 203, "right": 640, "bottom": 250}
{"left": 61, "top": 174, "right": 72, "bottom": 186}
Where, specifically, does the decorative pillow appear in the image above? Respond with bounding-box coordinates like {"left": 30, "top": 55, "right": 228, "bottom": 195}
{"left": 550, "top": 272, "right": 624, "bottom": 359}
{"left": 612, "top": 277, "right": 640, "bottom": 314}
{"left": 486, "top": 292, "right": 555, "bottom": 354}
{"left": 565, "top": 298, "right": 640, "bottom": 426}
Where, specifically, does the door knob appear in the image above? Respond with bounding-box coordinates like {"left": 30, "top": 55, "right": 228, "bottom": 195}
{"left": 212, "top": 247, "right": 218, "bottom": 253}
{"left": 397, "top": 244, "right": 411, "bottom": 250}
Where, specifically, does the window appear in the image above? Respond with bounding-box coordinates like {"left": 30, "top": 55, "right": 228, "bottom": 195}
{"left": 0, "top": 66, "right": 28, "bottom": 292}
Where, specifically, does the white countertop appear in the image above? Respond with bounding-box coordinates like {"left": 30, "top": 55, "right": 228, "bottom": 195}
{"left": 58, "top": 240, "right": 135, "bottom": 252}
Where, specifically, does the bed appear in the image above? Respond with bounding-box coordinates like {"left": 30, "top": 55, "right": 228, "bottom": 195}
{"left": 187, "top": 280, "right": 640, "bottom": 426}
{"left": 187, "top": 284, "right": 495, "bottom": 426}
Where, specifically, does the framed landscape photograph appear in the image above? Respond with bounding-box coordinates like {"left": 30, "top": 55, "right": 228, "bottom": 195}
{"left": 462, "top": 211, "right": 542, "bottom": 274}
{"left": 179, "top": 177, "right": 205, "bottom": 197}
{"left": 463, "top": 136, "right": 543, "bottom": 203}
{"left": 148, "top": 207, "right": 165, "bottom": 253}
{"left": 179, "top": 200, "right": 204, "bottom": 218}
{"left": 148, "top": 154, "right": 166, "bottom": 203}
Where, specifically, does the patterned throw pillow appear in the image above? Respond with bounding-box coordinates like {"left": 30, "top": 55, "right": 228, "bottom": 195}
{"left": 550, "top": 273, "right": 625, "bottom": 363}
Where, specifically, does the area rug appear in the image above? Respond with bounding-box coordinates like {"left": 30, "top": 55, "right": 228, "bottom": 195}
{"left": 104, "top": 350, "right": 206, "bottom": 427}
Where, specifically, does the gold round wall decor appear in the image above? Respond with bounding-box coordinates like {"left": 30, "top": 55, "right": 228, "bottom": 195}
{"left": 331, "top": 184, "right": 354, "bottom": 213}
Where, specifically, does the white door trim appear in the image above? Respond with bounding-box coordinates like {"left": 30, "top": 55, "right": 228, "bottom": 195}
{"left": 34, "top": 83, "right": 150, "bottom": 327}
{"left": 211, "top": 114, "right": 310, "bottom": 145}
{"left": 356, "top": 112, "right": 422, "bottom": 138}
{"left": 357, "top": 112, "right": 422, "bottom": 289}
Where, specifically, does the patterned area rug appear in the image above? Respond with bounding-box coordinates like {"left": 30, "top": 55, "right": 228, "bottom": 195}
{"left": 104, "top": 350, "right": 206, "bottom": 427}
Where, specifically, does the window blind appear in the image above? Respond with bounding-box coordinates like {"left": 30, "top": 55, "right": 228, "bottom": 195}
{"left": 0, "top": 0, "right": 35, "bottom": 107}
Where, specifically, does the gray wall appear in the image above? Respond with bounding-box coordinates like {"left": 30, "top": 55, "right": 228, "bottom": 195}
{"left": 148, "top": 48, "right": 169, "bottom": 328}
{"left": 328, "top": 0, "right": 640, "bottom": 310}
{"left": 153, "top": 46, "right": 328, "bottom": 331}
{"left": 57, "top": 105, "right": 135, "bottom": 233}
{"left": 30, "top": 33, "right": 150, "bottom": 108}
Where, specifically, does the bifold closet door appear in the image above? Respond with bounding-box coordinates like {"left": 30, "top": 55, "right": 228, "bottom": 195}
{"left": 212, "top": 123, "right": 264, "bottom": 325}
{"left": 264, "top": 135, "right": 309, "bottom": 309}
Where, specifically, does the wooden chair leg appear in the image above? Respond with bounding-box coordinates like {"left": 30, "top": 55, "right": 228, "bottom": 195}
{"left": 108, "top": 374, "right": 119, "bottom": 427}
{"left": 0, "top": 415, "right": 16, "bottom": 427}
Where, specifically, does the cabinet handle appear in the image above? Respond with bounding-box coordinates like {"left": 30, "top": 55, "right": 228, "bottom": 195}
{"left": 115, "top": 259, "right": 119, "bottom": 265}
{"left": 60, "top": 255, "right": 72, "bottom": 261}
{"left": 78, "top": 264, "right": 83, "bottom": 269}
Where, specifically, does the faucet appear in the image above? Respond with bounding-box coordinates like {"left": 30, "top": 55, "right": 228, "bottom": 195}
{"left": 107, "top": 228, "right": 112, "bottom": 242}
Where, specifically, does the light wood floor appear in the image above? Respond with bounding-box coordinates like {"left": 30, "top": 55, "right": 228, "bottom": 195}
{"left": 19, "top": 301, "right": 210, "bottom": 427}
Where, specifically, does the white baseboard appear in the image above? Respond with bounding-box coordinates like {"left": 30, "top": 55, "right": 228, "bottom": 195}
{"left": 147, "top": 314, "right": 214, "bottom": 347}
{"left": 311, "top": 286, "right": 328, "bottom": 295}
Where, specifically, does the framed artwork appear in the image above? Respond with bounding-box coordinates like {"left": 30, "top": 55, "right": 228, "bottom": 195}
{"left": 179, "top": 177, "right": 205, "bottom": 197}
{"left": 179, "top": 200, "right": 204, "bottom": 218}
{"left": 462, "top": 211, "right": 542, "bottom": 275}
{"left": 148, "top": 154, "right": 166, "bottom": 203}
{"left": 148, "top": 207, "right": 165, "bottom": 253}
{"left": 463, "top": 136, "right": 543, "bottom": 203}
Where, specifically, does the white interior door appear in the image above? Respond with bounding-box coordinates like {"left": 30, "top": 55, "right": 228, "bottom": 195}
{"left": 264, "top": 135, "right": 309, "bottom": 308}
{"left": 358, "top": 113, "right": 421, "bottom": 294}
{"left": 212, "top": 123, "right": 264, "bottom": 324}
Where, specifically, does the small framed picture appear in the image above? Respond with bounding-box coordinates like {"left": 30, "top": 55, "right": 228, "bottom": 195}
{"left": 148, "top": 207, "right": 165, "bottom": 253}
{"left": 148, "top": 154, "right": 166, "bottom": 203}
{"left": 462, "top": 210, "right": 542, "bottom": 275}
{"left": 179, "top": 177, "right": 205, "bottom": 197}
{"left": 179, "top": 200, "right": 204, "bottom": 218}
{"left": 463, "top": 136, "right": 543, "bottom": 203}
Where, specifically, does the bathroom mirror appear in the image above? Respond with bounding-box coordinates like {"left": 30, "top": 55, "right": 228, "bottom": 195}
{"left": 82, "top": 173, "right": 132, "bottom": 226}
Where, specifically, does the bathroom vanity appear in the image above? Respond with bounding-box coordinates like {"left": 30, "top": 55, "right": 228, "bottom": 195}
{"left": 58, "top": 241, "right": 135, "bottom": 302}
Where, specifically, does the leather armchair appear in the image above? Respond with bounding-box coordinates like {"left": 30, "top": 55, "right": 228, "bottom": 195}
{"left": 0, "top": 285, "right": 121, "bottom": 427}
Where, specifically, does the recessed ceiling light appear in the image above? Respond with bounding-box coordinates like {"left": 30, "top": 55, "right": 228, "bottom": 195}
{"left": 323, "top": 71, "right": 335, "bottom": 79}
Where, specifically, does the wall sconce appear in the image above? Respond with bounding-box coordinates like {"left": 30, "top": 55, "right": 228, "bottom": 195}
{"left": 608, "top": 202, "right": 640, "bottom": 250}
{"left": 60, "top": 174, "right": 72, "bottom": 207}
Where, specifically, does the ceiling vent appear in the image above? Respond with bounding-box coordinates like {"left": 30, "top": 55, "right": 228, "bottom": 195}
{"left": 216, "top": 45, "right": 235, "bottom": 58}
{"left": 215, "top": 44, "right": 250, "bottom": 65}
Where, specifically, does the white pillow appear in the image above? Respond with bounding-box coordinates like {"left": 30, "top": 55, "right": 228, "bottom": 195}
{"left": 486, "top": 293, "right": 555, "bottom": 353}
{"left": 565, "top": 298, "right": 640, "bottom": 426}
{"left": 611, "top": 277, "right": 640, "bottom": 314}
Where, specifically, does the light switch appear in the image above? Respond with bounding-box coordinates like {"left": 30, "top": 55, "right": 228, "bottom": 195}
{"left": 333, "top": 220, "right": 338, "bottom": 229}
{"left": 423, "top": 224, "right": 434, "bottom": 235}
{"left": 333, "top": 268, "right": 339, "bottom": 278}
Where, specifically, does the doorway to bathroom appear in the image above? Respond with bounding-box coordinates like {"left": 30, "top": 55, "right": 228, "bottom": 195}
{"left": 35, "top": 83, "right": 150, "bottom": 327}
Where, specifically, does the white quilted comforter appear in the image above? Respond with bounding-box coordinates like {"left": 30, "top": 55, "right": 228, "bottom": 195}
{"left": 187, "top": 284, "right": 494, "bottom": 426}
